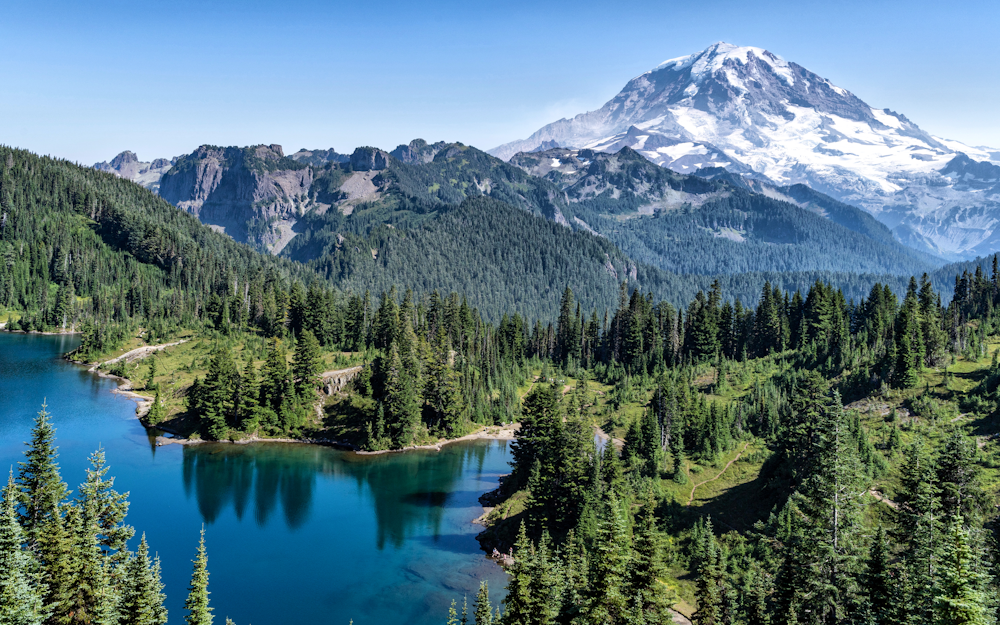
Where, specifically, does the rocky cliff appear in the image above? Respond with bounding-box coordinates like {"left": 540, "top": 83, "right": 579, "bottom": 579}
{"left": 158, "top": 144, "right": 313, "bottom": 251}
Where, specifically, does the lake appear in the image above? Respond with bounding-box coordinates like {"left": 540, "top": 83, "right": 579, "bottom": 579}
{"left": 0, "top": 333, "right": 510, "bottom": 625}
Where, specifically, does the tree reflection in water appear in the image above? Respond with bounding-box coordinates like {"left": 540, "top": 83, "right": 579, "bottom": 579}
{"left": 180, "top": 441, "right": 505, "bottom": 546}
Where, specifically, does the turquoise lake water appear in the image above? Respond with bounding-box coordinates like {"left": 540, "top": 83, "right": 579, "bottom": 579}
{"left": 0, "top": 333, "right": 509, "bottom": 624}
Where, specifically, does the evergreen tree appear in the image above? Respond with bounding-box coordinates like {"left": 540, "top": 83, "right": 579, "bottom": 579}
{"left": 119, "top": 534, "right": 167, "bottom": 625}
{"left": 862, "top": 526, "right": 896, "bottom": 625}
{"left": 792, "top": 391, "right": 866, "bottom": 623}
{"left": 583, "top": 495, "right": 632, "bottom": 624}
{"left": 0, "top": 472, "right": 47, "bottom": 625}
{"left": 77, "top": 447, "right": 134, "bottom": 563}
{"left": 146, "top": 390, "right": 166, "bottom": 426}
{"left": 474, "top": 581, "right": 493, "bottom": 625}
{"left": 184, "top": 527, "right": 213, "bottom": 625}
{"left": 935, "top": 516, "right": 992, "bottom": 625}
{"left": 16, "top": 403, "right": 68, "bottom": 546}
{"left": 291, "top": 329, "right": 322, "bottom": 401}
{"left": 693, "top": 523, "right": 725, "bottom": 625}
{"left": 502, "top": 524, "right": 534, "bottom": 625}
{"left": 629, "top": 489, "right": 673, "bottom": 624}
{"left": 894, "top": 287, "right": 925, "bottom": 388}
{"left": 382, "top": 343, "right": 421, "bottom": 447}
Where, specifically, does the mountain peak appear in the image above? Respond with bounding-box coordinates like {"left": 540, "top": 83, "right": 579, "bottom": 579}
{"left": 651, "top": 42, "right": 795, "bottom": 87}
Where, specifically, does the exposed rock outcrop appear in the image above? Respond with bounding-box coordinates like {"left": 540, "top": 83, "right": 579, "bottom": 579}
{"left": 158, "top": 144, "right": 313, "bottom": 250}
{"left": 288, "top": 148, "right": 351, "bottom": 167}
{"left": 93, "top": 151, "right": 176, "bottom": 192}
{"left": 390, "top": 139, "right": 448, "bottom": 164}
{"left": 349, "top": 147, "right": 390, "bottom": 171}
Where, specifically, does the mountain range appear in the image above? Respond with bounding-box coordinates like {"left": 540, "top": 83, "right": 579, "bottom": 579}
{"left": 84, "top": 41, "right": 1000, "bottom": 317}
{"left": 490, "top": 42, "right": 1000, "bottom": 260}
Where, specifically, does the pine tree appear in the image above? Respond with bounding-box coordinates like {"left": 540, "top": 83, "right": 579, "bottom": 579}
{"left": 935, "top": 516, "right": 992, "bottom": 625}
{"left": 502, "top": 524, "right": 535, "bottom": 625}
{"left": 0, "top": 472, "right": 47, "bottom": 625}
{"left": 527, "top": 532, "right": 561, "bottom": 625}
{"left": 792, "top": 391, "right": 866, "bottom": 623}
{"left": 629, "top": 489, "right": 673, "bottom": 624}
{"left": 37, "top": 507, "right": 82, "bottom": 625}
{"left": 863, "top": 526, "right": 896, "bottom": 625}
{"left": 184, "top": 527, "right": 213, "bottom": 625}
{"left": 259, "top": 339, "right": 291, "bottom": 415}
{"left": 474, "top": 581, "right": 493, "bottom": 625}
{"left": 146, "top": 389, "right": 166, "bottom": 426}
{"left": 382, "top": 343, "right": 421, "bottom": 447}
{"left": 693, "top": 529, "right": 725, "bottom": 625}
{"left": 291, "top": 329, "right": 322, "bottom": 402}
{"left": 119, "top": 534, "right": 167, "bottom": 625}
{"left": 16, "top": 403, "right": 68, "bottom": 546}
{"left": 77, "top": 447, "right": 134, "bottom": 563}
{"left": 894, "top": 288, "right": 925, "bottom": 387}
{"left": 583, "top": 495, "right": 632, "bottom": 624}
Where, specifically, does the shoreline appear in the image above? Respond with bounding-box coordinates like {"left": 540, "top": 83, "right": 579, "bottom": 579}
{"left": 63, "top": 339, "right": 519, "bottom": 455}
{"left": 152, "top": 424, "right": 518, "bottom": 452}
{"left": 3, "top": 326, "right": 82, "bottom": 336}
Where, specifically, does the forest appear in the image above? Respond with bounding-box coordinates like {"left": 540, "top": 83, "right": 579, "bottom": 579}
{"left": 3, "top": 143, "right": 1000, "bottom": 625}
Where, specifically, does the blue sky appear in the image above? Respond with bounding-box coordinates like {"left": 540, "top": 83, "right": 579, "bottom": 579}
{"left": 2, "top": 0, "right": 998, "bottom": 164}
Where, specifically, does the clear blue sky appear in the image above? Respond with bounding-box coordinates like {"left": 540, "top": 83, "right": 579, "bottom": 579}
{"left": 2, "top": 0, "right": 998, "bottom": 164}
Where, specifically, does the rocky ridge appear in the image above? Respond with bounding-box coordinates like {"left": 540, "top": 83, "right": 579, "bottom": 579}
{"left": 93, "top": 151, "right": 176, "bottom": 192}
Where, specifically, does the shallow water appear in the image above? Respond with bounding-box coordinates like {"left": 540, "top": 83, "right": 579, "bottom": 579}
{"left": 0, "top": 333, "right": 509, "bottom": 624}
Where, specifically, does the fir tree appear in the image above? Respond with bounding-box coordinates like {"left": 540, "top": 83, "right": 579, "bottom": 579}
{"left": 474, "top": 581, "right": 493, "bottom": 625}
{"left": 77, "top": 447, "right": 134, "bottom": 562}
{"left": 16, "top": 403, "right": 68, "bottom": 547}
{"left": 291, "top": 329, "right": 322, "bottom": 401}
{"left": 629, "top": 489, "right": 673, "bottom": 624}
{"left": 119, "top": 534, "right": 167, "bottom": 625}
{"left": 583, "top": 495, "right": 632, "bottom": 624}
{"left": 184, "top": 527, "right": 213, "bottom": 625}
{"left": 863, "top": 526, "right": 896, "bottom": 625}
{"left": 502, "top": 524, "right": 535, "bottom": 625}
{"left": 935, "top": 516, "right": 992, "bottom": 625}
{"left": 0, "top": 472, "right": 47, "bottom": 625}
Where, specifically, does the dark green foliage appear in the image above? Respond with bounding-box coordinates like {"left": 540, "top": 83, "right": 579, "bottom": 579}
{"left": 184, "top": 527, "right": 213, "bottom": 625}
{"left": 119, "top": 534, "right": 168, "bottom": 625}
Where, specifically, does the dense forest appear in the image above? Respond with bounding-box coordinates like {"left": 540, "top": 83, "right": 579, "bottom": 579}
{"left": 454, "top": 263, "right": 1000, "bottom": 624}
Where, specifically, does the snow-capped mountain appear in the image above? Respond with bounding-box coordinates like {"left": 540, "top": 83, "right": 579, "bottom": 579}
{"left": 490, "top": 42, "right": 1000, "bottom": 259}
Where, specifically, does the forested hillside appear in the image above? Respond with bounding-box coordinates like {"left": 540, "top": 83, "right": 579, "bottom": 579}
{"left": 511, "top": 147, "right": 942, "bottom": 275}
{"left": 457, "top": 264, "right": 1000, "bottom": 625}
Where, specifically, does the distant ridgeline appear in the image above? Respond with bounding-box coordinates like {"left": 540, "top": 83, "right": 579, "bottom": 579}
{"left": 99, "top": 138, "right": 982, "bottom": 321}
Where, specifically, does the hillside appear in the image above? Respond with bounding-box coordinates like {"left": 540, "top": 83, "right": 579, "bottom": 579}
{"left": 0, "top": 146, "right": 332, "bottom": 344}
{"left": 510, "top": 146, "right": 943, "bottom": 275}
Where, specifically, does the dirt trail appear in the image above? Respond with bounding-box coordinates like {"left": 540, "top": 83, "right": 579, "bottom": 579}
{"left": 89, "top": 340, "right": 187, "bottom": 371}
{"left": 868, "top": 489, "right": 899, "bottom": 510}
{"left": 686, "top": 441, "right": 751, "bottom": 506}
{"left": 669, "top": 608, "right": 692, "bottom": 625}
{"left": 320, "top": 365, "right": 364, "bottom": 379}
